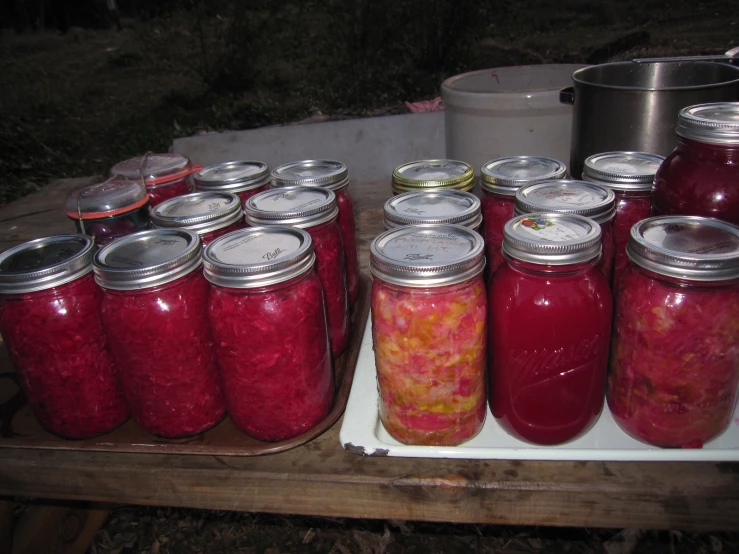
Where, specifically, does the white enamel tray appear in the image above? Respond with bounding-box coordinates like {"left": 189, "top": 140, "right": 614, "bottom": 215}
{"left": 339, "top": 316, "right": 739, "bottom": 461}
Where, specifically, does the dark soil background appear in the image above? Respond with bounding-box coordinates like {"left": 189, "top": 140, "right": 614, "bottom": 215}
{"left": 2, "top": 1, "right": 738, "bottom": 552}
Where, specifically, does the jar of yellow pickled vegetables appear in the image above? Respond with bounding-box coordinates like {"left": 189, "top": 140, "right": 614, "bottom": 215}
{"left": 370, "top": 224, "right": 487, "bottom": 446}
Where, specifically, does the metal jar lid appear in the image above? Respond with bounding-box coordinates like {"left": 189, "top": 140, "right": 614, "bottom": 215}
{"left": 93, "top": 229, "right": 202, "bottom": 290}
{"left": 383, "top": 190, "right": 482, "bottom": 230}
{"left": 503, "top": 213, "right": 602, "bottom": 265}
{"left": 480, "top": 156, "right": 567, "bottom": 195}
{"left": 392, "top": 160, "right": 475, "bottom": 194}
{"left": 203, "top": 226, "right": 315, "bottom": 288}
{"left": 150, "top": 192, "right": 243, "bottom": 235}
{"left": 627, "top": 216, "right": 739, "bottom": 281}
{"left": 515, "top": 180, "right": 616, "bottom": 224}
{"left": 192, "top": 161, "right": 270, "bottom": 193}
{"left": 0, "top": 235, "right": 96, "bottom": 294}
{"left": 244, "top": 186, "right": 338, "bottom": 228}
{"left": 270, "top": 160, "right": 349, "bottom": 191}
{"left": 110, "top": 153, "right": 192, "bottom": 186}
{"left": 676, "top": 102, "right": 739, "bottom": 145}
{"left": 582, "top": 151, "right": 665, "bottom": 191}
{"left": 65, "top": 177, "right": 149, "bottom": 219}
{"left": 370, "top": 224, "right": 485, "bottom": 287}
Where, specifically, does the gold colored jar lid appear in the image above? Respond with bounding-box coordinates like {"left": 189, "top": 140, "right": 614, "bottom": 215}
{"left": 391, "top": 159, "right": 475, "bottom": 194}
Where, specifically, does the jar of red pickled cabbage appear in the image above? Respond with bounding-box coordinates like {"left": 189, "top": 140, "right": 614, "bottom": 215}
{"left": 203, "top": 226, "right": 333, "bottom": 441}
{"left": 652, "top": 103, "right": 739, "bottom": 225}
{"left": 608, "top": 216, "right": 739, "bottom": 448}
{"left": 480, "top": 156, "right": 567, "bottom": 280}
{"left": 93, "top": 229, "right": 225, "bottom": 438}
{"left": 489, "top": 213, "right": 612, "bottom": 445}
{"left": 110, "top": 153, "right": 200, "bottom": 208}
{"left": 245, "top": 187, "right": 349, "bottom": 357}
{"left": 391, "top": 159, "right": 475, "bottom": 195}
{"left": 150, "top": 192, "right": 244, "bottom": 246}
{"left": 270, "top": 160, "right": 360, "bottom": 306}
{"left": 191, "top": 161, "right": 270, "bottom": 210}
{"left": 383, "top": 190, "right": 482, "bottom": 232}
{"left": 515, "top": 180, "right": 616, "bottom": 284}
{"left": 65, "top": 177, "right": 150, "bottom": 246}
{"left": 0, "top": 235, "right": 128, "bottom": 439}
{"left": 583, "top": 151, "right": 664, "bottom": 288}
{"left": 370, "top": 224, "right": 487, "bottom": 446}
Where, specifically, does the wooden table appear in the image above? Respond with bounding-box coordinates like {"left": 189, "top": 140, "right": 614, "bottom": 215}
{"left": 0, "top": 178, "right": 737, "bottom": 533}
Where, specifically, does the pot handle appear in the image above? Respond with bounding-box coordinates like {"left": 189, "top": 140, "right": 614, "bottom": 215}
{"left": 560, "top": 87, "right": 575, "bottom": 105}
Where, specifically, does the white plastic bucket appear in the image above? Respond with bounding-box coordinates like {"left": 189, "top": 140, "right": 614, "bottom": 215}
{"left": 441, "top": 64, "right": 587, "bottom": 174}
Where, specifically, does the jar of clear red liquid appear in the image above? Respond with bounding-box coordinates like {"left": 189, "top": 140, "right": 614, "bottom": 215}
{"left": 110, "top": 153, "right": 200, "bottom": 208}
{"left": 203, "top": 226, "right": 333, "bottom": 441}
{"left": 652, "top": 103, "right": 739, "bottom": 225}
{"left": 0, "top": 235, "right": 128, "bottom": 439}
{"left": 515, "top": 179, "right": 616, "bottom": 284}
{"left": 489, "top": 213, "right": 612, "bottom": 445}
{"left": 383, "top": 190, "right": 482, "bottom": 231}
{"left": 582, "top": 151, "right": 664, "bottom": 288}
{"left": 391, "top": 159, "right": 475, "bottom": 195}
{"left": 150, "top": 191, "right": 244, "bottom": 246}
{"left": 370, "top": 224, "right": 487, "bottom": 446}
{"left": 93, "top": 229, "right": 225, "bottom": 438}
{"left": 65, "top": 177, "right": 151, "bottom": 247}
{"left": 245, "top": 186, "right": 349, "bottom": 357}
{"left": 192, "top": 160, "right": 270, "bottom": 211}
{"left": 270, "top": 160, "right": 360, "bottom": 306}
{"left": 480, "top": 156, "right": 566, "bottom": 280}
{"left": 608, "top": 216, "right": 739, "bottom": 448}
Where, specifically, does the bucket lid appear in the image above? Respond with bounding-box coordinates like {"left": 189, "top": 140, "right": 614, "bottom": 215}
{"left": 0, "top": 235, "right": 96, "bottom": 294}
{"left": 93, "top": 228, "right": 202, "bottom": 290}
{"left": 628, "top": 216, "right": 739, "bottom": 281}
{"left": 582, "top": 151, "right": 664, "bottom": 190}
{"left": 480, "top": 156, "right": 567, "bottom": 195}
{"left": 271, "top": 160, "right": 349, "bottom": 190}
{"left": 203, "top": 226, "right": 315, "bottom": 288}
{"left": 503, "top": 213, "right": 602, "bottom": 265}
{"left": 244, "top": 187, "right": 338, "bottom": 228}
{"left": 370, "top": 224, "right": 484, "bottom": 287}
{"left": 192, "top": 161, "right": 270, "bottom": 192}
{"left": 383, "top": 190, "right": 481, "bottom": 229}
{"left": 150, "top": 192, "right": 243, "bottom": 235}
{"left": 111, "top": 153, "right": 192, "bottom": 186}
{"left": 515, "top": 180, "right": 616, "bottom": 224}
{"left": 65, "top": 177, "right": 149, "bottom": 219}
{"left": 392, "top": 160, "right": 475, "bottom": 193}
{"left": 676, "top": 102, "right": 739, "bottom": 145}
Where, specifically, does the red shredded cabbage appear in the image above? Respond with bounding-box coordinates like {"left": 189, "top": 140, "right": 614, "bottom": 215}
{"left": 0, "top": 274, "right": 129, "bottom": 439}
{"left": 147, "top": 178, "right": 191, "bottom": 207}
{"left": 335, "top": 188, "right": 360, "bottom": 304}
{"left": 481, "top": 192, "right": 515, "bottom": 280}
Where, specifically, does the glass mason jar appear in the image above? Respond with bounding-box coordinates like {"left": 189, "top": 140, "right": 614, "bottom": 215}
{"left": 652, "top": 103, "right": 739, "bottom": 226}
{"left": 480, "top": 156, "right": 567, "bottom": 280}
{"left": 370, "top": 224, "right": 487, "bottom": 446}
{"left": 245, "top": 187, "right": 349, "bottom": 357}
{"left": 515, "top": 179, "right": 616, "bottom": 285}
{"left": 192, "top": 160, "right": 270, "bottom": 211}
{"left": 608, "top": 216, "right": 739, "bottom": 448}
{"left": 383, "top": 190, "right": 482, "bottom": 232}
{"left": 583, "top": 151, "right": 664, "bottom": 288}
{"left": 391, "top": 159, "right": 475, "bottom": 195}
{"left": 270, "top": 160, "right": 360, "bottom": 306}
{"left": 110, "top": 153, "right": 200, "bottom": 207}
{"left": 203, "top": 227, "right": 333, "bottom": 441}
{"left": 150, "top": 191, "right": 244, "bottom": 246}
{"left": 93, "top": 229, "right": 225, "bottom": 438}
{"left": 0, "top": 235, "right": 128, "bottom": 439}
{"left": 490, "top": 213, "right": 612, "bottom": 445}
{"left": 65, "top": 177, "right": 150, "bottom": 246}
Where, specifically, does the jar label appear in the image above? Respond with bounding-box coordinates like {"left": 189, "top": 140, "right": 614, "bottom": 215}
{"left": 214, "top": 232, "right": 302, "bottom": 265}
{"left": 541, "top": 189, "right": 599, "bottom": 207}
{"left": 643, "top": 223, "right": 739, "bottom": 256}
{"left": 519, "top": 217, "right": 580, "bottom": 242}
{"left": 384, "top": 231, "right": 469, "bottom": 263}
